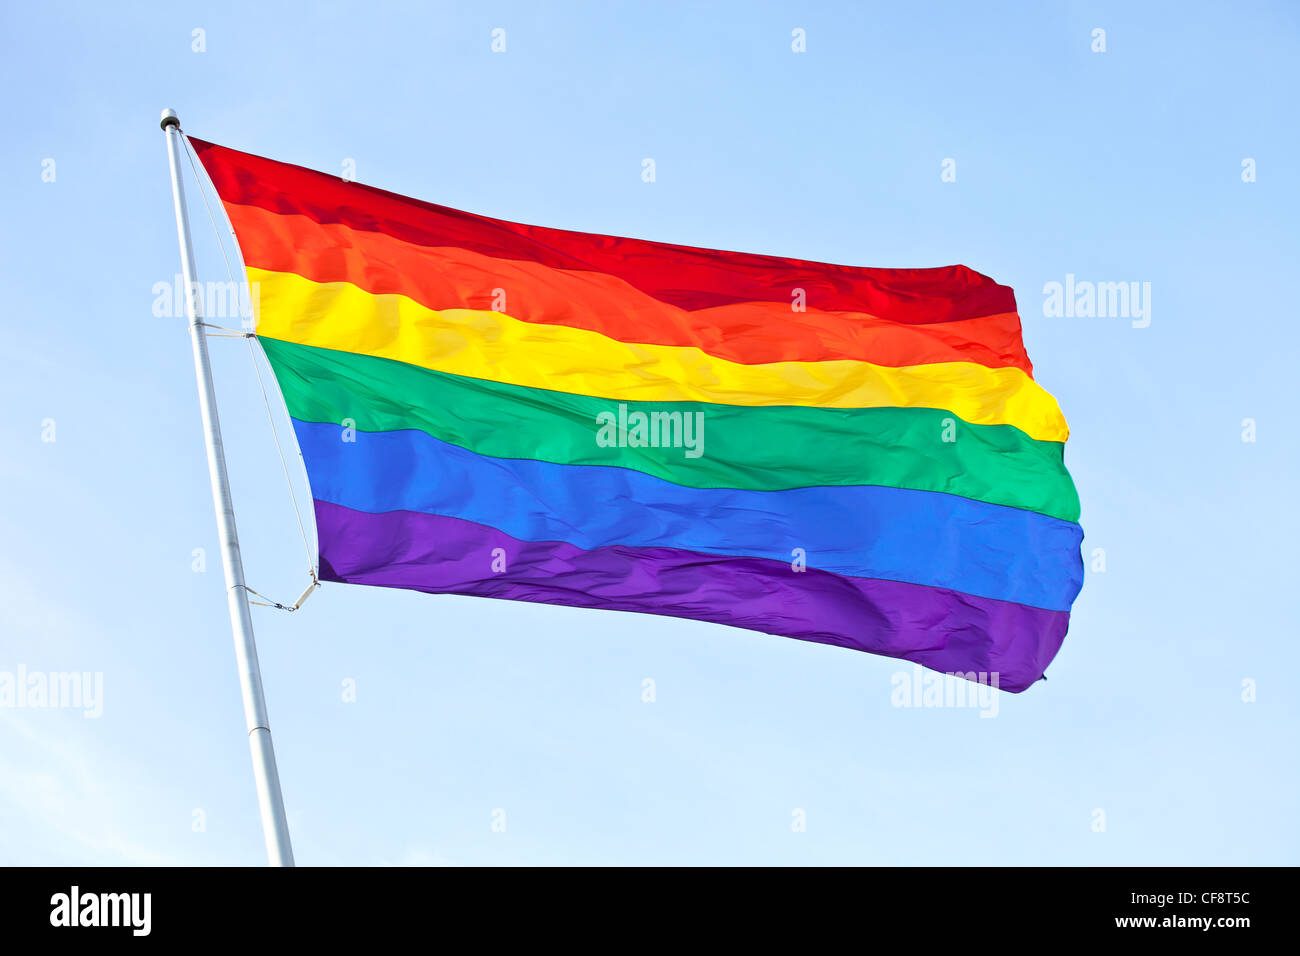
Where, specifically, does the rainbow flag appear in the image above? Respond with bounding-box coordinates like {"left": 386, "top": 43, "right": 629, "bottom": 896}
{"left": 192, "top": 138, "right": 1082, "bottom": 693}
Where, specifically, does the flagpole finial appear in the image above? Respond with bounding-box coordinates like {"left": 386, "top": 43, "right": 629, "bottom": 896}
{"left": 160, "top": 108, "right": 180, "bottom": 131}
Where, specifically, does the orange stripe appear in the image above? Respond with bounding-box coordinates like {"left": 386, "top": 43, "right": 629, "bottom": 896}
{"left": 223, "top": 201, "right": 1035, "bottom": 373}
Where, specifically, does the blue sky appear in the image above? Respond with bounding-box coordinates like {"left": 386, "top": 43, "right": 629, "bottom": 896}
{"left": 1, "top": 0, "right": 1296, "bottom": 865}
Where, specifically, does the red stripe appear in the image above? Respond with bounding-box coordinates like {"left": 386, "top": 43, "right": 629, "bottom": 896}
{"left": 192, "top": 137, "right": 1019, "bottom": 322}
{"left": 225, "top": 201, "right": 1034, "bottom": 371}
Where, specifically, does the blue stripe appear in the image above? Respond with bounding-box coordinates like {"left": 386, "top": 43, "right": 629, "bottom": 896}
{"left": 293, "top": 419, "right": 1083, "bottom": 610}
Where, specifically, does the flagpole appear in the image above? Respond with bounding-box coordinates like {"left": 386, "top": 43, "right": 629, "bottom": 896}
{"left": 160, "top": 108, "right": 295, "bottom": 867}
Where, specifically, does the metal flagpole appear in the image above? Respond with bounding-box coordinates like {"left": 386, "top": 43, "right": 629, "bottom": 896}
{"left": 160, "top": 108, "right": 295, "bottom": 866}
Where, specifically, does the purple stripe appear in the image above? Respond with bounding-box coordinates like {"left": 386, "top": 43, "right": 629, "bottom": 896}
{"left": 315, "top": 501, "right": 1069, "bottom": 693}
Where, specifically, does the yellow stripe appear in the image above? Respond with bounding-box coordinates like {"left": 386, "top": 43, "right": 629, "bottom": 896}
{"left": 249, "top": 267, "right": 1069, "bottom": 441}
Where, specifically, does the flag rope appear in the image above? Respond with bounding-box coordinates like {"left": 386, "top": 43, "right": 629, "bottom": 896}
{"left": 181, "top": 133, "right": 319, "bottom": 610}
{"left": 199, "top": 321, "right": 250, "bottom": 337}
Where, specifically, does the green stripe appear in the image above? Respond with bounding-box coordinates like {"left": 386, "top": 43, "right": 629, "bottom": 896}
{"left": 261, "top": 336, "right": 1080, "bottom": 521}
